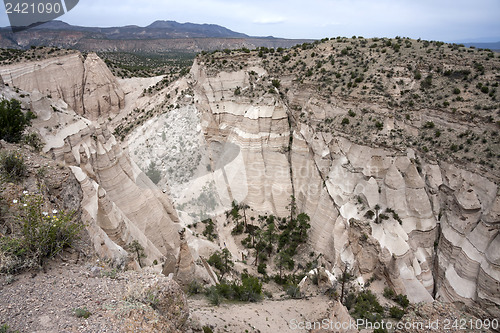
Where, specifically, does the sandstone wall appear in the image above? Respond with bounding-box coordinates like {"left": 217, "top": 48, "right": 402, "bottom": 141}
{"left": 0, "top": 52, "right": 124, "bottom": 120}
{"left": 187, "top": 58, "right": 500, "bottom": 312}
{"left": 5, "top": 79, "right": 182, "bottom": 268}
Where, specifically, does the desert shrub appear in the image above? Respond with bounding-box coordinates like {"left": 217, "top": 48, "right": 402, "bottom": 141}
{"left": 420, "top": 75, "right": 433, "bottom": 90}
{"left": 257, "top": 262, "right": 267, "bottom": 275}
{"left": 285, "top": 284, "right": 302, "bottom": 299}
{"left": 145, "top": 161, "right": 161, "bottom": 184}
{"left": 389, "top": 306, "right": 405, "bottom": 320}
{"left": 205, "top": 273, "right": 262, "bottom": 304}
{"left": 379, "top": 213, "right": 389, "bottom": 220}
{"left": 231, "top": 223, "right": 244, "bottom": 235}
{"left": 205, "top": 286, "right": 221, "bottom": 305}
{"left": 207, "top": 248, "right": 233, "bottom": 278}
{"left": 73, "top": 307, "right": 92, "bottom": 319}
{"left": 237, "top": 273, "right": 262, "bottom": 302}
{"left": 126, "top": 240, "right": 146, "bottom": 268}
{"left": 207, "top": 251, "right": 223, "bottom": 271}
{"left": 383, "top": 287, "right": 409, "bottom": 308}
{"left": 350, "top": 290, "right": 384, "bottom": 323}
{"left": 187, "top": 280, "right": 204, "bottom": 295}
{"left": 0, "top": 151, "right": 26, "bottom": 181}
{"left": 373, "top": 328, "right": 388, "bottom": 333}
{"left": 0, "top": 324, "right": 19, "bottom": 333}
{"left": 0, "top": 98, "right": 34, "bottom": 143}
{"left": 22, "top": 133, "right": 44, "bottom": 152}
{"left": 202, "top": 218, "right": 217, "bottom": 241}
{"left": 0, "top": 193, "right": 82, "bottom": 273}
{"left": 423, "top": 121, "right": 435, "bottom": 129}
{"left": 202, "top": 326, "right": 214, "bottom": 333}
{"left": 394, "top": 293, "right": 409, "bottom": 308}
{"left": 383, "top": 287, "right": 395, "bottom": 299}
{"left": 341, "top": 117, "right": 350, "bottom": 125}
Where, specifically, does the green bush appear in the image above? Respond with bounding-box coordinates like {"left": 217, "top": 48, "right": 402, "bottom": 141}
{"left": 202, "top": 218, "right": 217, "bottom": 241}
{"left": 0, "top": 151, "right": 26, "bottom": 182}
{"left": 202, "top": 326, "right": 214, "bottom": 333}
{"left": 231, "top": 223, "right": 244, "bottom": 235}
{"left": 389, "top": 306, "right": 405, "bottom": 320}
{"left": 187, "top": 280, "right": 204, "bottom": 295}
{"left": 0, "top": 324, "right": 19, "bottom": 333}
{"left": 205, "top": 286, "right": 221, "bottom": 305}
{"left": 257, "top": 263, "right": 267, "bottom": 275}
{"left": 420, "top": 75, "right": 433, "bottom": 90}
{"left": 383, "top": 287, "right": 409, "bottom": 308}
{"left": 22, "top": 133, "right": 44, "bottom": 152}
{"left": 373, "top": 328, "right": 388, "bottom": 333}
{"left": 0, "top": 193, "right": 83, "bottom": 273}
{"left": 423, "top": 121, "right": 435, "bottom": 129}
{"left": 74, "top": 307, "right": 92, "bottom": 319}
{"left": 383, "top": 287, "right": 395, "bottom": 299}
{"left": 349, "top": 290, "right": 384, "bottom": 323}
{"left": 285, "top": 284, "right": 302, "bottom": 299}
{"left": 205, "top": 273, "right": 262, "bottom": 305}
{"left": 394, "top": 293, "right": 409, "bottom": 308}
{"left": 0, "top": 98, "right": 34, "bottom": 143}
{"left": 237, "top": 274, "right": 262, "bottom": 302}
{"left": 207, "top": 248, "right": 233, "bottom": 278}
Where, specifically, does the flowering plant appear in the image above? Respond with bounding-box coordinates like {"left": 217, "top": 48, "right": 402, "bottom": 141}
{"left": 0, "top": 191, "right": 83, "bottom": 273}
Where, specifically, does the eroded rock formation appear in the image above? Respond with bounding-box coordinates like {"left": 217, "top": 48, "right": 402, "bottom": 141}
{"left": 178, "top": 56, "right": 499, "bottom": 314}
{"left": 0, "top": 52, "right": 124, "bottom": 120}
{"left": 1, "top": 45, "right": 498, "bottom": 318}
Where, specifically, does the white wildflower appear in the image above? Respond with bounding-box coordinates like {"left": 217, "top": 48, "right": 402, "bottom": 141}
{"left": 52, "top": 209, "right": 58, "bottom": 214}
{"left": 42, "top": 212, "right": 49, "bottom": 216}
{"left": 12, "top": 199, "right": 18, "bottom": 204}
{"left": 23, "top": 190, "right": 28, "bottom": 195}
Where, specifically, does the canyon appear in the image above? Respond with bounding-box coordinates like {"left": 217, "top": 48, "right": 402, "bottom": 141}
{"left": 0, "top": 37, "right": 499, "bottom": 331}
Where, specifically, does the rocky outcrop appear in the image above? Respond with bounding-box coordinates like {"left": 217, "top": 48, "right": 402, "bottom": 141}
{"left": 82, "top": 53, "right": 124, "bottom": 119}
{"left": 311, "top": 301, "right": 357, "bottom": 333}
{"left": 15, "top": 87, "right": 182, "bottom": 268}
{"left": 2, "top": 42, "right": 497, "bottom": 319}
{"left": 181, "top": 57, "right": 500, "bottom": 313}
{"left": 0, "top": 52, "right": 124, "bottom": 120}
{"left": 121, "top": 277, "right": 190, "bottom": 333}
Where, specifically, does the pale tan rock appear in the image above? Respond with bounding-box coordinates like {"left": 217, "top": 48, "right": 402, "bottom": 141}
{"left": 484, "top": 195, "right": 500, "bottom": 224}
{"left": 0, "top": 52, "right": 124, "bottom": 120}
{"left": 83, "top": 53, "right": 125, "bottom": 119}
{"left": 455, "top": 186, "right": 482, "bottom": 211}
{"left": 173, "top": 239, "right": 196, "bottom": 288}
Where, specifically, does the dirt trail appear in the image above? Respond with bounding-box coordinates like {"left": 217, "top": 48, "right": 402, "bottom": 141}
{"left": 189, "top": 295, "right": 331, "bottom": 333}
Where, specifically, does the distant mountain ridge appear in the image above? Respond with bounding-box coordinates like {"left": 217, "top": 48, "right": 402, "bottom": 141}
{"left": 462, "top": 41, "right": 500, "bottom": 51}
{"left": 0, "top": 20, "right": 309, "bottom": 53}
{"left": 26, "top": 20, "right": 249, "bottom": 39}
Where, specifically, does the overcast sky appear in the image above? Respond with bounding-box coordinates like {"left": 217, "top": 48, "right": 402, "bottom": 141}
{"left": 1, "top": 0, "right": 499, "bottom": 42}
